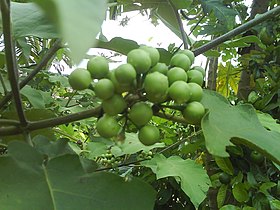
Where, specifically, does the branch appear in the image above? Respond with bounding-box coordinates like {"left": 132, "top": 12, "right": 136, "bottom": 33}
{"left": 193, "top": 5, "right": 280, "bottom": 56}
{"left": 0, "top": 105, "right": 102, "bottom": 136}
{"left": 153, "top": 111, "right": 188, "bottom": 124}
{"left": 168, "top": 0, "right": 188, "bottom": 49}
{"left": 0, "top": 39, "right": 61, "bottom": 109}
{"left": 0, "top": 0, "right": 27, "bottom": 126}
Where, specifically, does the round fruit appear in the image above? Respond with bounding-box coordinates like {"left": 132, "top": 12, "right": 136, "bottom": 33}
{"left": 250, "top": 151, "right": 264, "bottom": 165}
{"left": 259, "top": 27, "right": 274, "bottom": 45}
{"left": 68, "top": 68, "right": 92, "bottom": 90}
{"left": 108, "top": 70, "right": 133, "bottom": 94}
{"left": 182, "top": 101, "right": 205, "bottom": 124}
{"left": 87, "top": 56, "right": 109, "bottom": 79}
{"left": 150, "top": 62, "right": 168, "bottom": 75}
{"left": 179, "top": 49, "right": 195, "bottom": 64}
{"left": 115, "top": 63, "right": 136, "bottom": 84}
{"left": 127, "top": 49, "right": 152, "bottom": 74}
{"left": 168, "top": 81, "right": 191, "bottom": 104}
{"left": 139, "top": 45, "right": 160, "bottom": 67}
{"left": 128, "top": 102, "right": 153, "bottom": 126}
{"left": 94, "top": 78, "right": 115, "bottom": 100}
{"left": 191, "top": 66, "right": 206, "bottom": 77}
{"left": 170, "top": 53, "right": 191, "bottom": 71}
{"left": 96, "top": 115, "right": 121, "bottom": 138}
{"left": 219, "top": 172, "right": 231, "bottom": 184}
{"left": 189, "top": 82, "right": 203, "bottom": 102}
{"left": 144, "top": 72, "right": 169, "bottom": 103}
{"left": 138, "top": 125, "right": 160, "bottom": 146}
{"left": 167, "top": 67, "right": 188, "bottom": 84}
{"left": 187, "top": 70, "right": 204, "bottom": 86}
{"left": 102, "top": 94, "right": 127, "bottom": 116}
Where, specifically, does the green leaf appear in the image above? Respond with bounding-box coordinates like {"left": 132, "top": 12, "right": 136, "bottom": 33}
{"left": 142, "top": 154, "right": 211, "bottom": 208}
{"left": 201, "top": 90, "right": 280, "bottom": 165}
{"left": 220, "top": 205, "right": 241, "bottom": 210}
{"left": 11, "top": 2, "right": 58, "bottom": 38}
{"left": 155, "top": 4, "right": 181, "bottom": 39}
{"left": 111, "top": 133, "right": 165, "bottom": 157}
{"left": 259, "top": 182, "right": 277, "bottom": 195}
{"left": 33, "top": 135, "right": 75, "bottom": 159}
{"left": 86, "top": 142, "right": 108, "bottom": 158}
{"left": 256, "top": 111, "right": 280, "bottom": 133}
{"left": 217, "top": 184, "right": 228, "bottom": 209}
{"left": 34, "top": 0, "right": 107, "bottom": 63}
{"left": 0, "top": 141, "right": 156, "bottom": 210}
{"left": 215, "top": 157, "right": 234, "bottom": 175}
{"left": 270, "top": 199, "right": 280, "bottom": 209}
{"left": 170, "top": 0, "right": 193, "bottom": 9}
{"left": 232, "top": 183, "right": 249, "bottom": 203}
{"left": 201, "top": 0, "right": 237, "bottom": 30}
{"left": 20, "top": 85, "right": 45, "bottom": 108}
{"left": 221, "top": 36, "right": 263, "bottom": 48}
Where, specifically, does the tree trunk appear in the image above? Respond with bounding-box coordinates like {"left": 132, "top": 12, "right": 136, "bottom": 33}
{"left": 237, "top": 0, "right": 270, "bottom": 100}
{"left": 207, "top": 57, "right": 218, "bottom": 90}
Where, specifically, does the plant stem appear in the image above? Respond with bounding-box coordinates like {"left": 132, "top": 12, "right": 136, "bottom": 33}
{"left": 0, "top": 105, "right": 102, "bottom": 136}
{"left": 158, "top": 130, "right": 203, "bottom": 154}
{"left": 193, "top": 5, "right": 280, "bottom": 56}
{"left": 168, "top": 0, "right": 188, "bottom": 49}
{"left": 0, "top": 0, "right": 27, "bottom": 126}
{"left": 0, "top": 119, "right": 20, "bottom": 126}
{"left": 0, "top": 39, "right": 61, "bottom": 110}
{"left": 0, "top": 73, "right": 8, "bottom": 94}
{"left": 53, "top": 128, "right": 81, "bottom": 142}
{"left": 153, "top": 111, "right": 188, "bottom": 124}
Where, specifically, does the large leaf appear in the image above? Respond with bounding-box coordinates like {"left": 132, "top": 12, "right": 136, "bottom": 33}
{"left": 201, "top": 90, "right": 280, "bottom": 164}
{"left": 0, "top": 141, "right": 156, "bottom": 210}
{"left": 142, "top": 154, "right": 211, "bottom": 208}
{"left": 34, "top": 0, "right": 107, "bottom": 64}
{"left": 10, "top": 2, "right": 58, "bottom": 39}
{"left": 111, "top": 132, "right": 165, "bottom": 157}
{"left": 201, "top": 0, "right": 237, "bottom": 30}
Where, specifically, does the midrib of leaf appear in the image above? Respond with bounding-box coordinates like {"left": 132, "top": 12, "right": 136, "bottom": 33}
{"left": 43, "top": 166, "right": 57, "bottom": 210}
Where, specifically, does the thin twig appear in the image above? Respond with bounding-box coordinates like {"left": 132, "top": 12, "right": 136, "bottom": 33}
{"left": 158, "top": 130, "right": 203, "bottom": 154}
{"left": 0, "top": 0, "right": 27, "bottom": 126}
{"left": 168, "top": 0, "right": 188, "bottom": 49}
{"left": 0, "top": 105, "right": 102, "bottom": 136}
{"left": 53, "top": 128, "right": 82, "bottom": 142}
{"left": 193, "top": 5, "right": 280, "bottom": 56}
{"left": 0, "top": 73, "right": 8, "bottom": 94}
{"left": 0, "top": 39, "right": 61, "bottom": 110}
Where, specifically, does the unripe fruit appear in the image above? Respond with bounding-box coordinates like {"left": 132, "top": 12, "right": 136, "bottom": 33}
{"left": 189, "top": 82, "right": 203, "bottom": 102}
{"left": 250, "top": 151, "right": 264, "bottom": 165}
{"left": 219, "top": 172, "right": 231, "bottom": 184}
{"left": 187, "top": 70, "right": 204, "bottom": 86}
{"left": 87, "top": 56, "right": 109, "bottom": 79}
{"left": 138, "top": 125, "right": 160, "bottom": 146}
{"left": 139, "top": 46, "right": 160, "bottom": 67}
{"left": 108, "top": 70, "right": 133, "bottom": 94}
{"left": 179, "top": 49, "right": 195, "bottom": 64}
{"left": 127, "top": 49, "right": 152, "bottom": 74}
{"left": 168, "top": 81, "right": 191, "bottom": 104}
{"left": 96, "top": 115, "right": 121, "bottom": 138}
{"left": 167, "top": 67, "right": 188, "bottom": 84}
{"left": 182, "top": 101, "right": 205, "bottom": 124}
{"left": 150, "top": 63, "right": 168, "bottom": 75}
{"left": 191, "top": 66, "right": 206, "bottom": 77}
{"left": 144, "top": 72, "right": 169, "bottom": 103}
{"left": 68, "top": 68, "right": 92, "bottom": 90}
{"left": 102, "top": 94, "right": 127, "bottom": 116}
{"left": 94, "top": 78, "right": 115, "bottom": 100}
{"left": 128, "top": 102, "right": 153, "bottom": 126}
{"left": 115, "top": 63, "right": 136, "bottom": 84}
{"left": 170, "top": 53, "right": 191, "bottom": 71}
